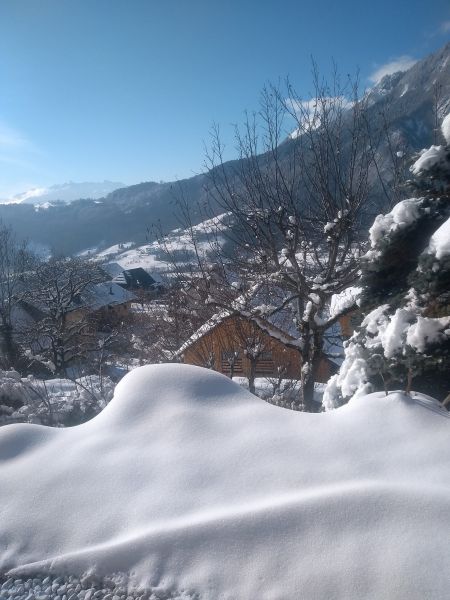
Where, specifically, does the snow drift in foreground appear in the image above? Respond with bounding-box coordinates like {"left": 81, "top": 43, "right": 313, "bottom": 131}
{"left": 1, "top": 364, "right": 449, "bottom": 600}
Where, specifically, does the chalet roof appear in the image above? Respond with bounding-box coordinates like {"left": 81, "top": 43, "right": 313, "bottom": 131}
{"left": 78, "top": 281, "right": 136, "bottom": 311}
{"left": 19, "top": 281, "right": 136, "bottom": 320}
{"left": 174, "top": 310, "right": 300, "bottom": 359}
{"left": 103, "top": 263, "right": 163, "bottom": 288}
{"left": 102, "top": 262, "right": 124, "bottom": 278}
{"left": 112, "top": 267, "right": 160, "bottom": 289}
{"left": 175, "top": 283, "right": 347, "bottom": 365}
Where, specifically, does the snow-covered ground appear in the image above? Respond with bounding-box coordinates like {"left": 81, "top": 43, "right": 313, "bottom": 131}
{"left": 233, "top": 376, "right": 326, "bottom": 407}
{"left": 94, "top": 213, "right": 232, "bottom": 274}
{"left": 1, "top": 364, "right": 449, "bottom": 599}
{"left": 0, "top": 371, "right": 114, "bottom": 427}
{"left": 95, "top": 242, "right": 135, "bottom": 259}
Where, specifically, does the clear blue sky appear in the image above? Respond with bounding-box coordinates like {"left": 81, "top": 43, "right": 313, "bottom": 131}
{"left": 0, "top": 0, "right": 449, "bottom": 199}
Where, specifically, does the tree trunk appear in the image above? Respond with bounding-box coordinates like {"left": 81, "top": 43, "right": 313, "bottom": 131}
{"left": 302, "top": 369, "right": 318, "bottom": 412}
{"left": 300, "top": 330, "right": 323, "bottom": 412}
{"left": 248, "top": 360, "right": 256, "bottom": 395}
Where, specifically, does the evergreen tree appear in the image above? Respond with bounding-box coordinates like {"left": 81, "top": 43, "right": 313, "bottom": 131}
{"left": 323, "top": 114, "right": 450, "bottom": 408}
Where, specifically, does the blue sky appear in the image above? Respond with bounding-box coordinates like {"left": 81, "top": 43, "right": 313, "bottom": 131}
{"left": 0, "top": 0, "right": 449, "bottom": 200}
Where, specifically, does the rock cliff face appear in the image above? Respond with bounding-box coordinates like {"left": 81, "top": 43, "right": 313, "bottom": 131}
{"left": 366, "top": 41, "right": 450, "bottom": 148}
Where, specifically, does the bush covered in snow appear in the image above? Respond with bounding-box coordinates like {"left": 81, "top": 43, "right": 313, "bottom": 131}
{"left": 324, "top": 115, "right": 450, "bottom": 409}
{"left": 233, "top": 376, "right": 326, "bottom": 411}
{"left": 0, "top": 370, "right": 115, "bottom": 426}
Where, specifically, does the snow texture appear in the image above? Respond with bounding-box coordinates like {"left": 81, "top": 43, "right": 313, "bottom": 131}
{"left": 1, "top": 363, "right": 450, "bottom": 600}
{"left": 442, "top": 112, "right": 450, "bottom": 144}
{"left": 379, "top": 308, "right": 412, "bottom": 358}
{"left": 80, "top": 281, "right": 136, "bottom": 310}
{"left": 406, "top": 315, "right": 450, "bottom": 353}
{"left": 410, "top": 145, "right": 447, "bottom": 175}
{"left": 427, "top": 216, "right": 450, "bottom": 259}
{"left": 323, "top": 305, "right": 450, "bottom": 409}
{"left": 329, "top": 286, "right": 361, "bottom": 319}
{"left": 322, "top": 341, "right": 372, "bottom": 407}
{"left": 369, "top": 198, "right": 423, "bottom": 247}
{"left": 0, "top": 572, "right": 194, "bottom": 600}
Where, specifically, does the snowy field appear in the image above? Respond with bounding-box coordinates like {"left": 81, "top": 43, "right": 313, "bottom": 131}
{"left": 93, "top": 212, "right": 232, "bottom": 274}
{"left": 1, "top": 364, "right": 449, "bottom": 599}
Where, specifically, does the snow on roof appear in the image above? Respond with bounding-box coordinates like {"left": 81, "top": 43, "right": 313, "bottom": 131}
{"left": 1, "top": 364, "right": 449, "bottom": 599}
{"left": 176, "top": 282, "right": 356, "bottom": 358}
{"left": 249, "top": 285, "right": 300, "bottom": 337}
{"left": 102, "top": 261, "right": 125, "bottom": 277}
{"left": 111, "top": 272, "right": 127, "bottom": 285}
{"left": 78, "top": 281, "right": 136, "bottom": 311}
{"left": 174, "top": 296, "right": 300, "bottom": 358}
{"left": 104, "top": 262, "right": 163, "bottom": 287}
{"left": 175, "top": 311, "right": 231, "bottom": 356}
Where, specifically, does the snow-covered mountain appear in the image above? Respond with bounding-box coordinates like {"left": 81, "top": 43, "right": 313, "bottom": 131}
{"left": 366, "top": 42, "right": 450, "bottom": 147}
{"left": 3, "top": 180, "right": 125, "bottom": 205}
{"left": 0, "top": 42, "right": 448, "bottom": 255}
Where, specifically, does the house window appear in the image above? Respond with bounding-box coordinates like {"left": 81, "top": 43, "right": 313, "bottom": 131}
{"left": 256, "top": 351, "right": 275, "bottom": 375}
{"left": 221, "top": 350, "right": 243, "bottom": 374}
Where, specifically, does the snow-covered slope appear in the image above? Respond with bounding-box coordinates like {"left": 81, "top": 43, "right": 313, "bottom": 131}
{"left": 98, "top": 212, "right": 233, "bottom": 273}
{"left": 1, "top": 364, "right": 449, "bottom": 599}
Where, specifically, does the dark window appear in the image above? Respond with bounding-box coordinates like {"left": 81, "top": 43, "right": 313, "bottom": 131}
{"left": 256, "top": 351, "right": 275, "bottom": 374}
{"left": 221, "top": 350, "right": 243, "bottom": 374}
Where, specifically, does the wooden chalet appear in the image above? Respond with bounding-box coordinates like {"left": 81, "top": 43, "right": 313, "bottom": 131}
{"left": 18, "top": 281, "right": 136, "bottom": 329}
{"left": 176, "top": 312, "right": 336, "bottom": 383}
{"left": 66, "top": 281, "right": 136, "bottom": 327}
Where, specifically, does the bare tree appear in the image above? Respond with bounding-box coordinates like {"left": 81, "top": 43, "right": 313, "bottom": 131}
{"left": 24, "top": 257, "right": 104, "bottom": 376}
{"left": 231, "top": 317, "right": 270, "bottom": 395}
{"left": 167, "top": 69, "right": 388, "bottom": 411}
{"left": 131, "top": 283, "right": 214, "bottom": 365}
{"left": 0, "top": 224, "right": 34, "bottom": 369}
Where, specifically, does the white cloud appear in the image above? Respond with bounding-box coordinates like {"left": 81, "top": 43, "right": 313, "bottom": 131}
{"left": 439, "top": 20, "right": 450, "bottom": 33}
{"left": 285, "top": 96, "right": 353, "bottom": 138}
{"left": 368, "top": 55, "right": 417, "bottom": 84}
{"left": 286, "top": 96, "right": 353, "bottom": 116}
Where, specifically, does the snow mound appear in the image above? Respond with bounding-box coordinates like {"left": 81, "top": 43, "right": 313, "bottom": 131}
{"left": 1, "top": 364, "right": 450, "bottom": 600}
{"left": 442, "top": 112, "right": 450, "bottom": 144}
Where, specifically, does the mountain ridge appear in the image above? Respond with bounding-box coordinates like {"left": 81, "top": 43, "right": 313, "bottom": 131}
{"left": 2, "top": 180, "right": 126, "bottom": 206}
{"left": 0, "top": 41, "right": 449, "bottom": 255}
